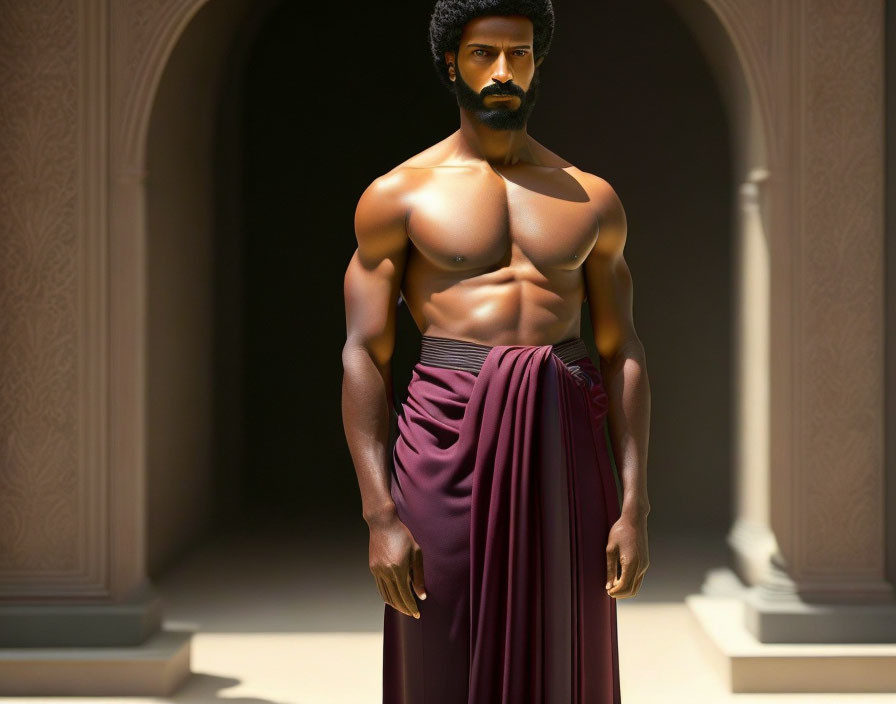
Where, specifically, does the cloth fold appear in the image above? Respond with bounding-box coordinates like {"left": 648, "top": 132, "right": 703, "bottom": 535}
{"left": 384, "top": 336, "right": 622, "bottom": 704}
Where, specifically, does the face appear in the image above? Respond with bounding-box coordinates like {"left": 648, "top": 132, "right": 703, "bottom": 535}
{"left": 445, "top": 15, "right": 544, "bottom": 130}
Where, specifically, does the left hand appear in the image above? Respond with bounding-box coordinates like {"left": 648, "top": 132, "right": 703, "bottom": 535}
{"left": 605, "top": 515, "right": 649, "bottom": 599}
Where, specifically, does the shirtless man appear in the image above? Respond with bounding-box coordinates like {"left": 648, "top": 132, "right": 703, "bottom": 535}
{"left": 342, "top": 3, "right": 649, "bottom": 700}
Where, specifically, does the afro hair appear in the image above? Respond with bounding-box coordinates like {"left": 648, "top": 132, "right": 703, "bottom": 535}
{"left": 428, "top": 0, "right": 555, "bottom": 91}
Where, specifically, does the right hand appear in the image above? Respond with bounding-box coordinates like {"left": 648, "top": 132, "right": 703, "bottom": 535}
{"left": 368, "top": 512, "right": 427, "bottom": 618}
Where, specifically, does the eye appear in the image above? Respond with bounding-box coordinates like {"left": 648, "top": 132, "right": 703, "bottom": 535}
{"left": 514, "top": 50, "right": 528, "bottom": 56}
{"left": 472, "top": 49, "right": 487, "bottom": 57}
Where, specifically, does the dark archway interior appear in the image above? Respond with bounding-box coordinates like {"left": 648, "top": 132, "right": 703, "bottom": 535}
{"left": 147, "top": 0, "right": 732, "bottom": 577}
{"left": 229, "top": 0, "right": 456, "bottom": 532}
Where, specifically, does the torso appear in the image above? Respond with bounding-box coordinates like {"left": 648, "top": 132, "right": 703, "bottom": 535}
{"left": 394, "top": 132, "right": 605, "bottom": 347}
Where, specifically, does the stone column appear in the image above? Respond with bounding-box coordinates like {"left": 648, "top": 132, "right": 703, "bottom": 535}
{"left": 677, "top": 0, "right": 896, "bottom": 693}
{"left": 726, "top": 169, "right": 778, "bottom": 588}
{"left": 745, "top": 0, "right": 895, "bottom": 643}
{"left": 0, "top": 0, "right": 191, "bottom": 696}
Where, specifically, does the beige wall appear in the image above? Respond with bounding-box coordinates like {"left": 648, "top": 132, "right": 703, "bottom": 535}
{"left": 0, "top": 0, "right": 84, "bottom": 583}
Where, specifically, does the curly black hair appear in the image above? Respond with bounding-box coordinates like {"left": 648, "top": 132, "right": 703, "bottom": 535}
{"left": 429, "top": 0, "right": 555, "bottom": 91}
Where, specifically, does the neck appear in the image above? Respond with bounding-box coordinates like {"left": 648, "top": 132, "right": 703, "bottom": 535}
{"left": 454, "top": 110, "right": 534, "bottom": 166}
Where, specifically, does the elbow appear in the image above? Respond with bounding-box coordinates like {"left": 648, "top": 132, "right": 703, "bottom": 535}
{"left": 600, "top": 335, "right": 646, "bottom": 378}
{"left": 342, "top": 336, "right": 390, "bottom": 374}
{"left": 342, "top": 338, "right": 367, "bottom": 372}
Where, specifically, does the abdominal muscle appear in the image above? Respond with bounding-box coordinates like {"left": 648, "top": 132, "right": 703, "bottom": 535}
{"left": 401, "top": 252, "right": 586, "bottom": 348}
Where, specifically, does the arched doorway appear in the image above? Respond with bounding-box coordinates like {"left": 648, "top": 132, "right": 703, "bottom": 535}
{"left": 127, "top": 0, "right": 772, "bottom": 694}
{"left": 140, "top": 0, "right": 757, "bottom": 580}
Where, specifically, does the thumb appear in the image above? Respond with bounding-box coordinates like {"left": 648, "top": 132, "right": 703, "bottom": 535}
{"left": 411, "top": 547, "right": 427, "bottom": 600}
{"left": 606, "top": 545, "right": 619, "bottom": 590}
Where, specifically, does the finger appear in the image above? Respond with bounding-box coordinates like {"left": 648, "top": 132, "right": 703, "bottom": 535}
{"left": 383, "top": 571, "right": 411, "bottom": 617}
{"left": 411, "top": 548, "right": 427, "bottom": 601}
{"left": 613, "top": 557, "right": 639, "bottom": 597}
{"left": 405, "top": 570, "right": 422, "bottom": 618}
{"left": 609, "top": 557, "right": 638, "bottom": 597}
{"left": 606, "top": 547, "right": 619, "bottom": 590}
{"left": 609, "top": 556, "right": 634, "bottom": 596}
{"left": 380, "top": 574, "right": 401, "bottom": 614}
{"left": 393, "top": 566, "right": 420, "bottom": 619}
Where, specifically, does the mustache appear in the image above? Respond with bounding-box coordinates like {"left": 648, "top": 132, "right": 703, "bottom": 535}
{"left": 480, "top": 82, "right": 526, "bottom": 99}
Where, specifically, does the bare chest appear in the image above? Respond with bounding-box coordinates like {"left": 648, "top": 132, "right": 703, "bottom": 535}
{"left": 405, "top": 165, "right": 600, "bottom": 272}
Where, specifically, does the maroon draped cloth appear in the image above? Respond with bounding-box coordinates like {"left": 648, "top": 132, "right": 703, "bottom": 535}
{"left": 383, "top": 336, "right": 622, "bottom": 703}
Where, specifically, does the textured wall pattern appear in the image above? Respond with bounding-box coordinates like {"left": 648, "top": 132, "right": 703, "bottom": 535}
{"left": 0, "top": 0, "right": 80, "bottom": 573}
{"left": 801, "top": 0, "right": 884, "bottom": 576}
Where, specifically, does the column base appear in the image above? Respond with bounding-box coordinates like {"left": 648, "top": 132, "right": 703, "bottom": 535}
{"left": 744, "top": 586, "right": 896, "bottom": 644}
{"left": 688, "top": 569, "right": 896, "bottom": 693}
{"left": 744, "top": 551, "right": 896, "bottom": 643}
{"left": 0, "top": 580, "right": 163, "bottom": 646}
{"left": 0, "top": 627, "right": 192, "bottom": 696}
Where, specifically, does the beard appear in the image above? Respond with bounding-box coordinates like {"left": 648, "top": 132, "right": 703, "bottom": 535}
{"left": 453, "top": 62, "right": 541, "bottom": 130}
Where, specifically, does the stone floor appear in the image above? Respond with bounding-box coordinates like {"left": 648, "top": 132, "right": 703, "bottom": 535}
{"left": 2, "top": 520, "right": 893, "bottom": 703}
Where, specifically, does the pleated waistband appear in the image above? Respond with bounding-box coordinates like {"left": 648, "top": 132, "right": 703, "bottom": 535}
{"left": 418, "top": 334, "right": 590, "bottom": 375}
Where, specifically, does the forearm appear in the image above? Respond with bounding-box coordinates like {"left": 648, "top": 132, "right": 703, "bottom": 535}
{"left": 341, "top": 342, "right": 397, "bottom": 526}
{"left": 600, "top": 338, "right": 651, "bottom": 521}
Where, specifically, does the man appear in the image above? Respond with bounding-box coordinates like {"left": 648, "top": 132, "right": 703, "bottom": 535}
{"left": 341, "top": 1, "right": 650, "bottom": 701}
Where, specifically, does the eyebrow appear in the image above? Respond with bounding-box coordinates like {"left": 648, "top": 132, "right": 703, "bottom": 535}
{"left": 466, "top": 43, "right": 532, "bottom": 49}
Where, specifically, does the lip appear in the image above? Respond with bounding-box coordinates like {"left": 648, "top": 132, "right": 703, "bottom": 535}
{"left": 486, "top": 94, "right": 516, "bottom": 101}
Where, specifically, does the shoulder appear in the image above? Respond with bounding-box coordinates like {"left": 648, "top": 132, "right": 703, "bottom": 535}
{"left": 574, "top": 171, "right": 627, "bottom": 257}
{"left": 358, "top": 132, "right": 454, "bottom": 194}
{"left": 353, "top": 167, "right": 419, "bottom": 263}
{"left": 355, "top": 153, "right": 436, "bottom": 224}
{"left": 355, "top": 135, "right": 455, "bottom": 216}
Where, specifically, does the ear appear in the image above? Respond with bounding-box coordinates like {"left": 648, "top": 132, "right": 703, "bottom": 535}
{"left": 444, "top": 50, "right": 457, "bottom": 81}
{"left": 535, "top": 55, "right": 545, "bottom": 68}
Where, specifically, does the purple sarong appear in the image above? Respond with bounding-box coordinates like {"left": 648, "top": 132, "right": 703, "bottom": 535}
{"left": 383, "top": 335, "right": 622, "bottom": 703}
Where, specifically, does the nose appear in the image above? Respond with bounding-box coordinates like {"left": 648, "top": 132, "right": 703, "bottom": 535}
{"left": 491, "top": 51, "right": 512, "bottom": 83}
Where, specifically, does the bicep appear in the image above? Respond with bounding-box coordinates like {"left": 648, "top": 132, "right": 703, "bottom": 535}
{"left": 583, "top": 184, "right": 637, "bottom": 363}
{"left": 343, "top": 177, "right": 409, "bottom": 368}
{"left": 585, "top": 252, "right": 636, "bottom": 362}
{"left": 344, "top": 248, "right": 406, "bottom": 367}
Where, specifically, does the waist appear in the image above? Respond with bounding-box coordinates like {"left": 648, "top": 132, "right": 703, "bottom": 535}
{"left": 418, "top": 334, "right": 590, "bottom": 375}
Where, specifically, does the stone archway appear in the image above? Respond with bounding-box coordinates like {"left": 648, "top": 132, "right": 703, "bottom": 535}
{"left": 114, "top": 0, "right": 776, "bottom": 598}
{"left": 112, "top": 0, "right": 891, "bottom": 691}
